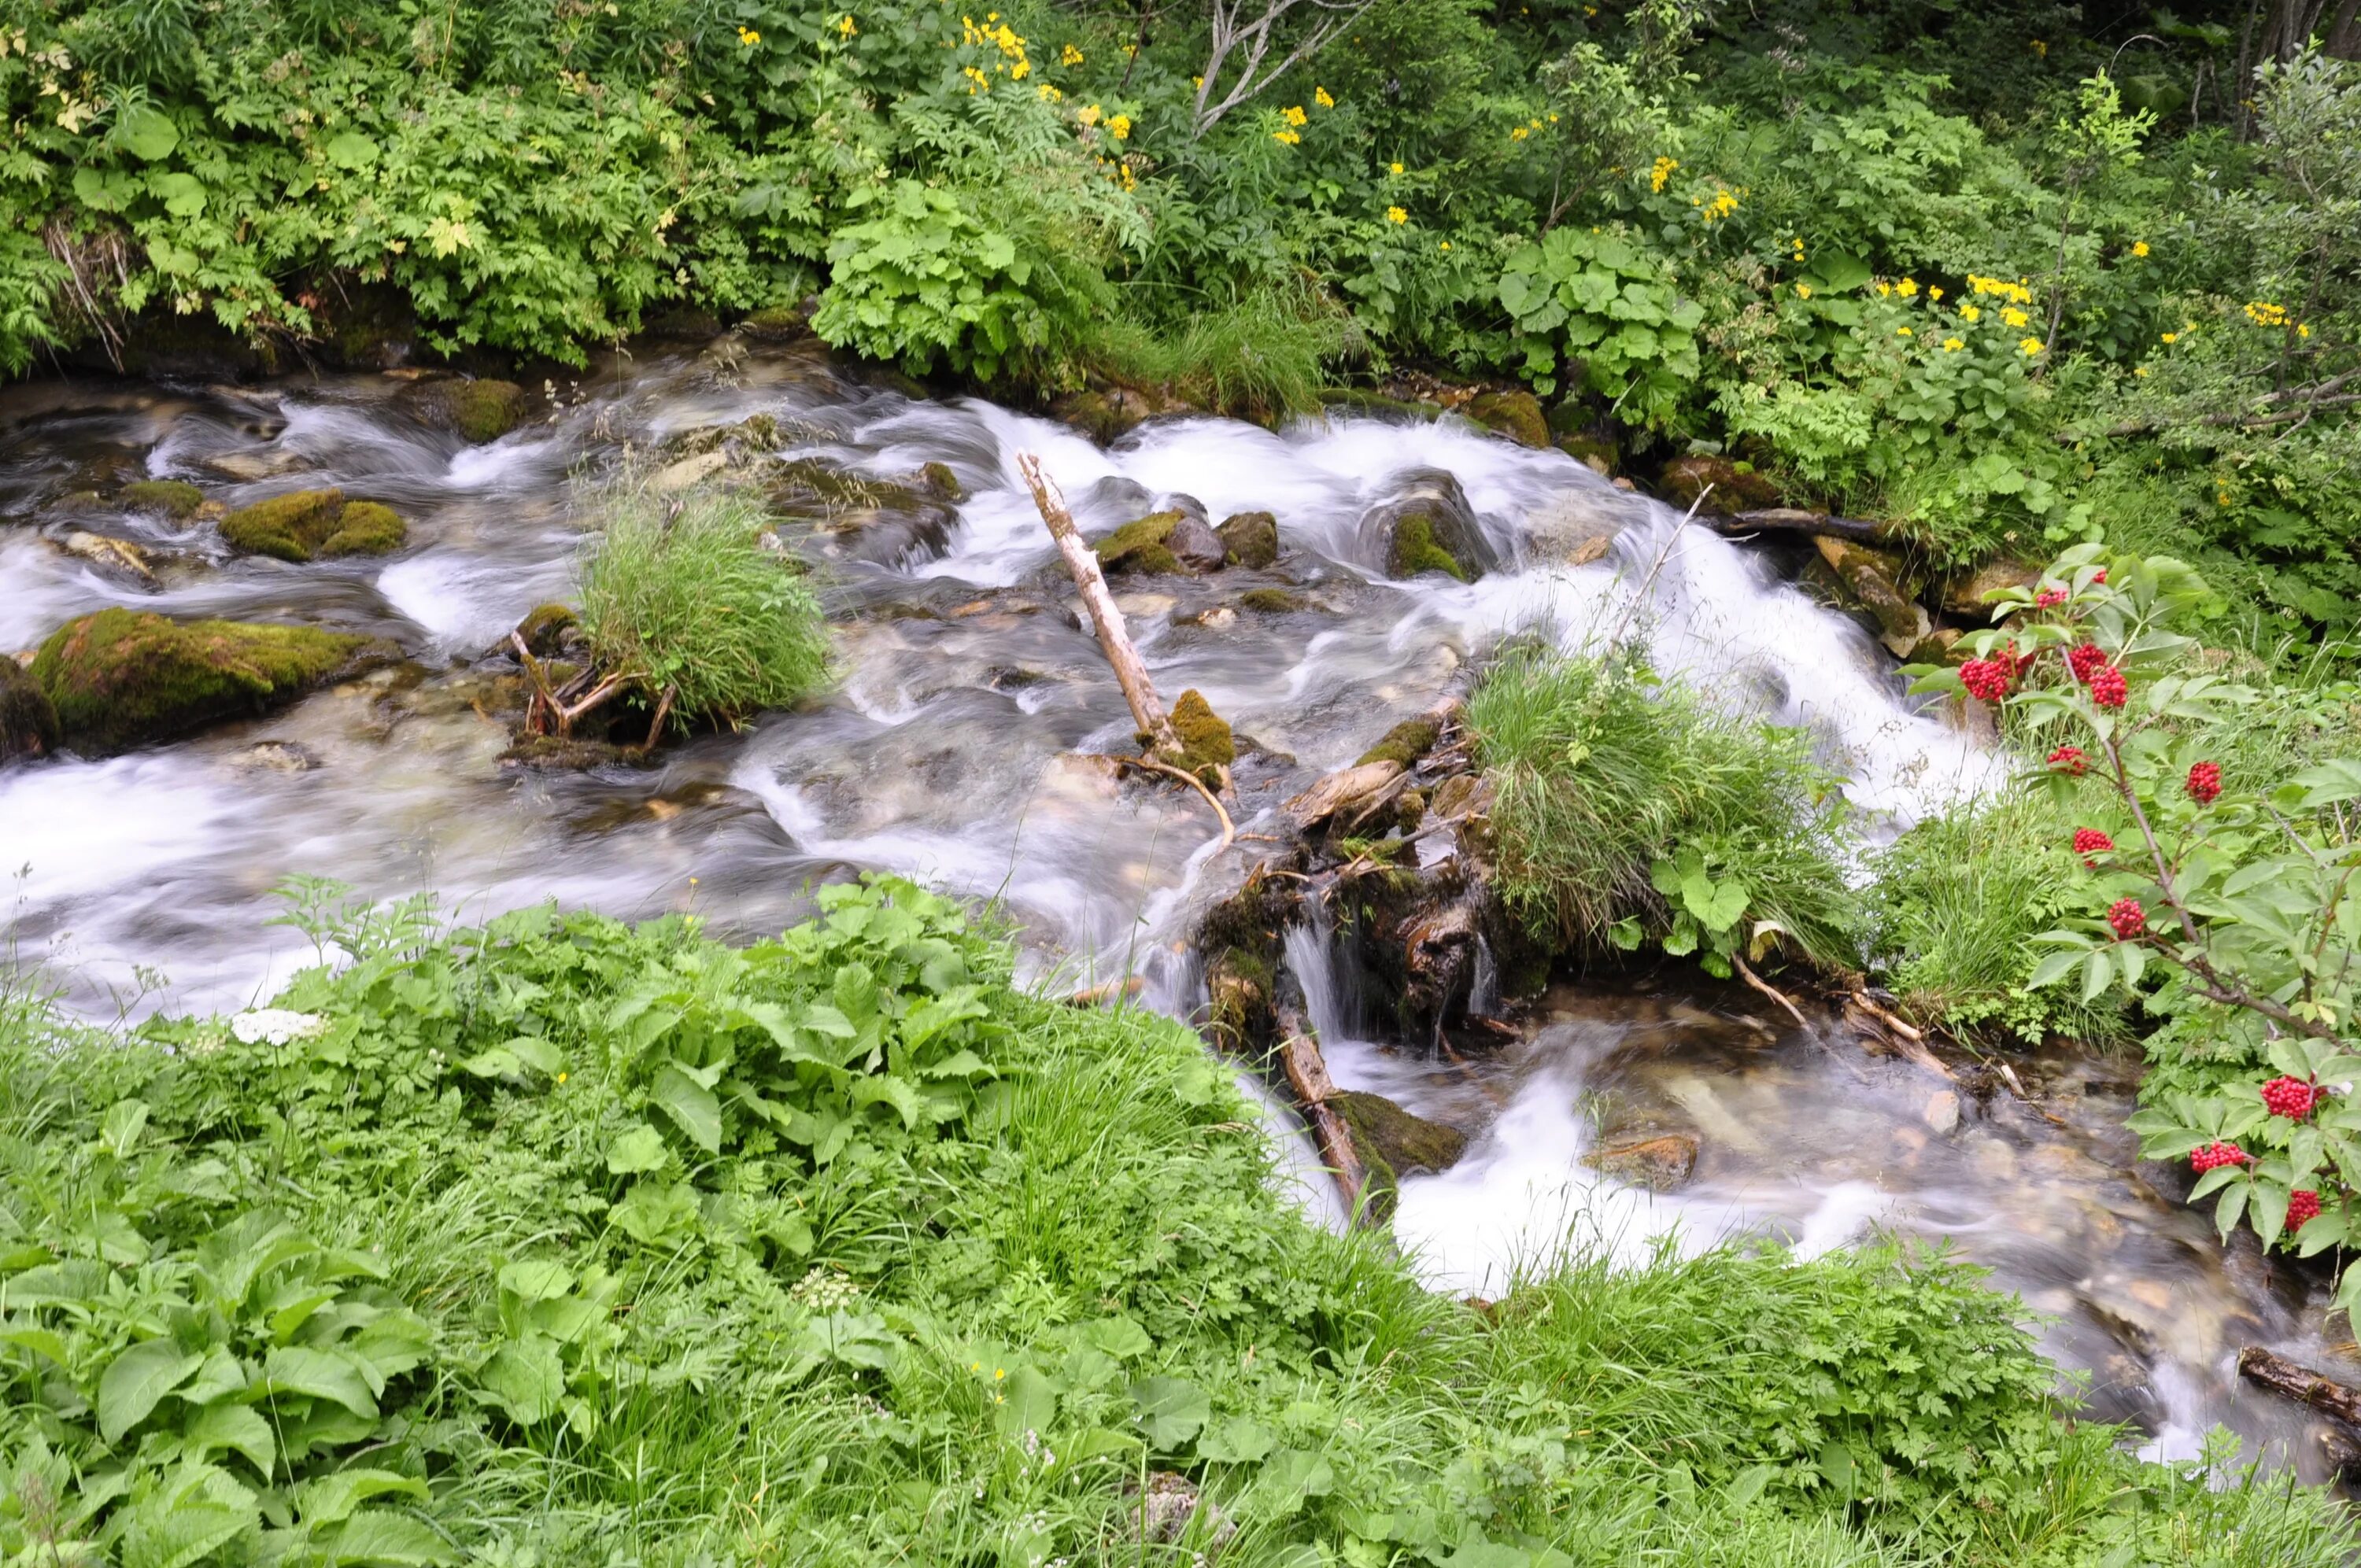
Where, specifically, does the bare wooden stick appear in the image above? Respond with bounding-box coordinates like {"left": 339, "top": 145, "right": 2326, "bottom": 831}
{"left": 1119, "top": 754, "right": 1236, "bottom": 854}
{"left": 1732, "top": 953, "right": 1809, "bottom": 1029}
{"left": 1016, "top": 452, "right": 1183, "bottom": 761}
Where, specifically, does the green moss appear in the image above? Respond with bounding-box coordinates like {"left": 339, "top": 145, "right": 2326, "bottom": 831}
{"left": 119, "top": 479, "right": 205, "bottom": 518}
{"left": 1216, "top": 510, "right": 1279, "bottom": 568}
{"left": 1094, "top": 511, "right": 1184, "bottom": 575}
{"left": 1205, "top": 946, "right": 1274, "bottom": 1052}
{"left": 740, "top": 304, "right": 813, "bottom": 341}
{"left": 1466, "top": 389, "right": 1549, "bottom": 449}
{"left": 444, "top": 380, "right": 526, "bottom": 441}
{"left": 1387, "top": 514, "right": 1469, "bottom": 581}
{"left": 1355, "top": 717, "right": 1442, "bottom": 769}
{"left": 512, "top": 603, "right": 581, "bottom": 658}
{"left": 1168, "top": 688, "right": 1234, "bottom": 778}
{"left": 1, "top": 657, "right": 60, "bottom": 762}
{"left": 31, "top": 608, "right": 368, "bottom": 754}
{"left": 1240, "top": 587, "right": 1306, "bottom": 613}
{"left": 320, "top": 500, "right": 407, "bottom": 557}
{"left": 1329, "top": 1090, "right": 1469, "bottom": 1223}
{"left": 768, "top": 459, "right": 920, "bottom": 514}
{"left": 921, "top": 462, "right": 964, "bottom": 501}
{"left": 220, "top": 489, "right": 406, "bottom": 561}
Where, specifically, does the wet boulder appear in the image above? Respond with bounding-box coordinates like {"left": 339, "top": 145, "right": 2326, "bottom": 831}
{"left": 1814, "top": 536, "right": 1931, "bottom": 658}
{"left": 1465, "top": 389, "right": 1550, "bottom": 449}
{"left": 1583, "top": 1132, "right": 1699, "bottom": 1191}
{"left": 1052, "top": 384, "right": 1188, "bottom": 445}
{"left": 1216, "top": 510, "right": 1280, "bottom": 568}
{"left": 396, "top": 378, "right": 527, "bottom": 442}
{"left": 1365, "top": 470, "right": 1497, "bottom": 582}
{"left": 1657, "top": 455, "right": 1782, "bottom": 511}
{"left": 738, "top": 303, "right": 817, "bottom": 343}
{"left": 1, "top": 658, "right": 60, "bottom": 764}
{"left": 1556, "top": 431, "right": 1618, "bottom": 476}
{"left": 58, "top": 531, "right": 156, "bottom": 583}
{"left": 767, "top": 459, "right": 957, "bottom": 566}
{"left": 1096, "top": 511, "right": 1226, "bottom": 576}
{"left": 1239, "top": 587, "right": 1309, "bottom": 614}
{"left": 510, "top": 603, "right": 585, "bottom": 660}
{"left": 1355, "top": 717, "right": 1442, "bottom": 769}
{"left": 119, "top": 479, "right": 206, "bottom": 518}
{"left": 1329, "top": 1090, "right": 1469, "bottom": 1221}
{"left": 220, "top": 489, "right": 408, "bottom": 562}
{"left": 30, "top": 608, "right": 379, "bottom": 754}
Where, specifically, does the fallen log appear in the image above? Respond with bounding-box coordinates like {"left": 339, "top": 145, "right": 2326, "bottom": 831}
{"left": 1274, "top": 1001, "right": 1365, "bottom": 1216}
{"left": 1693, "top": 507, "right": 1893, "bottom": 545}
{"left": 2237, "top": 1346, "right": 2361, "bottom": 1429}
{"left": 1017, "top": 452, "right": 1182, "bottom": 762}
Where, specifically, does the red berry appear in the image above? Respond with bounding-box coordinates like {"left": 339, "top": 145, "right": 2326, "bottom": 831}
{"left": 2072, "top": 827, "right": 2115, "bottom": 865}
{"left": 2186, "top": 762, "right": 2222, "bottom": 804}
{"left": 1960, "top": 659, "right": 2009, "bottom": 702}
{"left": 2262, "top": 1076, "right": 2319, "bottom": 1120}
{"left": 2288, "top": 1190, "right": 2322, "bottom": 1231}
{"left": 2067, "top": 643, "right": 2109, "bottom": 684}
{"left": 2035, "top": 588, "right": 2067, "bottom": 608}
{"left": 2003, "top": 640, "right": 2038, "bottom": 677}
{"left": 2092, "top": 568, "right": 2108, "bottom": 585}
{"left": 2107, "top": 897, "right": 2145, "bottom": 939}
{"left": 2048, "top": 745, "right": 2088, "bottom": 776}
{"left": 2087, "top": 663, "right": 2128, "bottom": 708}
{"left": 2190, "top": 1142, "right": 2250, "bottom": 1173}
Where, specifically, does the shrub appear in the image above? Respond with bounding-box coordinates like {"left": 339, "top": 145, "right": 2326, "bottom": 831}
{"left": 1469, "top": 645, "right": 1858, "bottom": 974}
{"left": 575, "top": 484, "right": 829, "bottom": 730}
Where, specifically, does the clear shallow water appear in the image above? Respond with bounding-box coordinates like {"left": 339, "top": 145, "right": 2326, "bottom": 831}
{"left": 1, "top": 339, "right": 2340, "bottom": 1478}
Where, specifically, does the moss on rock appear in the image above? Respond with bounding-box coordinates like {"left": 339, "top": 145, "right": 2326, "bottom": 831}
{"left": 31, "top": 608, "right": 371, "bottom": 754}
{"left": 1657, "top": 455, "right": 1781, "bottom": 511}
{"left": 1466, "top": 389, "right": 1550, "bottom": 449}
{"left": 1329, "top": 1090, "right": 1469, "bottom": 1222}
{"left": 512, "top": 603, "right": 582, "bottom": 659}
{"left": 399, "top": 378, "right": 527, "bottom": 442}
{"left": 1354, "top": 717, "right": 1441, "bottom": 769}
{"left": 1240, "top": 587, "right": 1307, "bottom": 614}
{"left": 1, "top": 658, "right": 60, "bottom": 763}
{"left": 1096, "top": 511, "right": 1223, "bottom": 575}
{"left": 220, "top": 489, "right": 408, "bottom": 561}
{"left": 1387, "top": 513, "right": 1470, "bottom": 581}
{"left": 739, "top": 304, "right": 815, "bottom": 342}
{"left": 921, "top": 462, "right": 964, "bottom": 501}
{"left": 1216, "top": 511, "right": 1280, "bottom": 568}
{"left": 1168, "top": 688, "right": 1235, "bottom": 780}
{"left": 120, "top": 479, "right": 205, "bottom": 518}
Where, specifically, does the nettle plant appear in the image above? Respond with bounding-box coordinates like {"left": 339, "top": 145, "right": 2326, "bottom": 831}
{"left": 1919, "top": 544, "right": 2361, "bottom": 1309}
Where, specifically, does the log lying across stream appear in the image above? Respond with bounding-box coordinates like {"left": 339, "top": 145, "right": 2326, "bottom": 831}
{"left": 1691, "top": 507, "right": 1894, "bottom": 545}
{"left": 2236, "top": 1345, "right": 2361, "bottom": 1428}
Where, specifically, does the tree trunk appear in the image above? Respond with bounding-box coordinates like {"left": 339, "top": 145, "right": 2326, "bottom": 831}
{"left": 1017, "top": 453, "right": 1183, "bottom": 762}
{"left": 2327, "top": 0, "right": 2361, "bottom": 59}
{"left": 2237, "top": 1345, "right": 2361, "bottom": 1427}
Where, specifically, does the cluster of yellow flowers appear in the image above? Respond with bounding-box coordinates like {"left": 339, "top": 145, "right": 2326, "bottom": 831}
{"left": 1273, "top": 128, "right": 1301, "bottom": 145}
{"left": 1786, "top": 235, "right": 1805, "bottom": 264}
{"left": 1386, "top": 205, "right": 1408, "bottom": 224}
{"left": 2131, "top": 240, "right": 2151, "bottom": 256}
{"left": 959, "top": 13, "right": 1029, "bottom": 90}
{"left": 1650, "top": 155, "right": 1679, "bottom": 193}
{"left": 1037, "top": 82, "right": 1061, "bottom": 101}
{"left": 2243, "top": 299, "right": 2296, "bottom": 329}
{"left": 1316, "top": 87, "right": 1336, "bottom": 109}
{"left": 737, "top": 24, "right": 759, "bottom": 45}
{"left": 1942, "top": 336, "right": 1964, "bottom": 352}
{"left": 1273, "top": 96, "right": 1333, "bottom": 145}
{"left": 2019, "top": 336, "right": 2045, "bottom": 355}
{"left": 1061, "top": 42, "right": 1083, "bottom": 65}
{"left": 838, "top": 14, "right": 857, "bottom": 37}
{"left": 1964, "top": 273, "right": 2035, "bottom": 305}
{"left": 1283, "top": 105, "right": 1308, "bottom": 127}
{"left": 1694, "top": 186, "right": 1740, "bottom": 221}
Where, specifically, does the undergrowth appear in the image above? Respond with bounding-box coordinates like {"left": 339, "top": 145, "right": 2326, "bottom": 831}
{"left": 2, "top": 877, "right": 2347, "bottom": 1566}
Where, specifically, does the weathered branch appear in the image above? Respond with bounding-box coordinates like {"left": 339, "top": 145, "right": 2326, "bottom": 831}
{"left": 1190, "top": 0, "right": 1373, "bottom": 137}
{"left": 1119, "top": 754, "right": 1236, "bottom": 854}
{"left": 1016, "top": 452, "right": 1183, "bottom": 762}
{"left": 1273, "top": 1000, "right": 1365, "bottom": 1216}
{"left": 2237, "top": 1345, "right": 2361, "bottom": 1427}
{"left": 2056, "top": 373, "right": 2361, "bottom": 442}
{"left": 1694, "top": 507, "right": 1894, "bottom": 544}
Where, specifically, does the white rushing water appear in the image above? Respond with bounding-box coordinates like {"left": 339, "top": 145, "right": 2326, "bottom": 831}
{"left": 0, "top": 341, "right": 2335, "bottom": 1476}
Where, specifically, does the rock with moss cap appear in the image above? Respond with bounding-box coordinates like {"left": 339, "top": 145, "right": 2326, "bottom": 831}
{"left": 920, "top": 462, "right": 964, "bottom": 502}
{"left": 1354, "top": 717, "right": 1441, "bottom": 769}
{"left": 31, "top": 608, "right": 380, "bottom": 754}
{"left": 1239, "top": 587, "right": 1308, "bottom": 614}
{"left": 1096, "top": 511, "right": 1226, "bottom": 577}
{"left": 2, "top": 658, "right": 61, "bottom": 764}
{"left": 120, "top": 479, "right": 206, "bottom": 519}
{"left": 395, "top": 378, "right": 527, "bottom": 443}
{"left": 1166, "top": 688, "right": 1234, "bottom": 781}
{"left": 1658, "top": 454, "right": 1781, "bottom": 511}
{"left": 738, "top": 303, "right": 817, "bottom": 343}
{"left": 220, "top": 489, "right": 408, "bottom": 562}
{"left": 1216, "top": 511, "right": 1279, "bottom": 569}
{"left": 1328, "top": 1090, "right": 1468, "bottom": 1221}
{"left": 509, "top": 603, "right": 585, "bottom": 659}
{"left": 1365, "top": 471, "right": 1495, "bottom": 582}
{"left": 1465, "top": 389, "right": 1549, "bottom": 449}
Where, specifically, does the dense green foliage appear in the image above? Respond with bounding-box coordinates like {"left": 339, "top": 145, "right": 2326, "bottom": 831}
{"left": 4, "top": 880, "right": 2351, "bottom": 1566}
{"left": 1469, "top": 646, "right": 1857, "bottom": 974}
{"left": 576, "top": 484, "right": 829, "bottom": 729}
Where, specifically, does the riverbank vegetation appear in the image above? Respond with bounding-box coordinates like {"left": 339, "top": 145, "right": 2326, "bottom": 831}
{"left": 3, "top": 879, "right": 2352, "bottom": 1566}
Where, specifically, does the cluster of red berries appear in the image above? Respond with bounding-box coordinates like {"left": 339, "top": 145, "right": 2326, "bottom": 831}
{"left": 2048, "top": 745, "right": 2088, "bottom": 776}
{"left": 2073, "top": 827, "right": 2115, "bottom": 865}
{"left": 2035, "top": 587, "right": 2067, "bottom": 608}
{"left": 2107, "top": 897, "right": 2145, "bottom": 939}
{"left": 2262, "top": 1075, "right": 2319, "bottom": 1120}
{"left": 2189, "top": 1142, "right": 2251, "bottom": 1172}
{"left": 2186, "top": 761, "right": 2222, "bottom": 804}
{"left": 2288, "top": 1190, "right": 2323, "bottom": 1230}
{"left": 2087, "top": 663, "right": 2129, "bottom": 708}
{"left": 2067, "top": 642, "right": 2109, "bottom": 684}
{"left": 1960, "top": 658, "right": 2012, "bottom": 701}
{"left": 2093, "top": 568, "right": 2108, "bottom": 584}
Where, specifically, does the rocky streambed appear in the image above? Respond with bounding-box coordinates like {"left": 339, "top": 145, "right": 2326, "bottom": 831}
{"left": 1, "top": 333, "right": 2353, "bottom": 1482}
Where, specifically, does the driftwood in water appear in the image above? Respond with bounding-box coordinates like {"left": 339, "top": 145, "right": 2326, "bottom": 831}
{"left": 1274, "top": 1001, "right": 1364, "bottom": 1215}
{"left": 1694, "top": 507, "right": 1892, "bottom": 545}
{"left": 1017, "top": 452, "right": 1183, "bottom": 762}
{"left": 2237, "top": 1346, "right": 2361, "bottom": 1429}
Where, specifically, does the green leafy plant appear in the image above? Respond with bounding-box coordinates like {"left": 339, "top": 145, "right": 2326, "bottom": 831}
{"left": 1497, "top": 227, "right": 1704, "bottom": 421}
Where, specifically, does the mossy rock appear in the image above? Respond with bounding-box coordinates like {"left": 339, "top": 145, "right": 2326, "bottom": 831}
{"left": 1205, "top": 946, "right": 1275, "bottom": 1053}
{"left": 1096, "top": 511, "right": 1225, "bottom": 576}
{"left": 1168, "top": 688, "right": 1235, "bottom": 780}
{"left": 1369, "top": 472, "right": 1493, "bottom": 582}
{"left": 1555, "top": 432, "right": 1617, "bottom": 476}
{"left": 668, "top": 414, "right": 785, "bottom": 460}
{"left": 397, "top": 378, "right": 527, "bottom": 443}
{"left": 739, "top": 304, "right": 816, "bottom": 343}
{"left": 498, "top": 734, "right": 647, "bottom": 771}
{"left": 1, "top": 658, "right": 60, "bottom": 764}
{"left": 31, "top": 608, "right": 372, "bottom": 754}
{"left": 120, "top": 479, "right": 206, "bottom": 519}
{"left": 1657, "top": 454, "right": 1781, "bottom": 511}
{"left": 921, "top": 462, "right": 964, "bottom": 501}
{"left": 1216, "top": 511, "right": 1279, "bottom": 569}
{"left": 1239, "top": 587, "right": 1307, "bottom": 614}
{"left": 220, "top": 489, "right": 408, "bottom": 561}
{"left": 512, "top": 603, "right": 582, "bottom": 659}
{"left": 1329, "top": 1090, "right": 1469, "bottom": 1222}
{"left": 1387, "top": 513, "right": 1470, "bottom": 581}
{"left": 1354, "top": 717, "right": 1440, "bottom": 769}
{"left": 1465, "top": 389, "right": 1550, "bottom": 449}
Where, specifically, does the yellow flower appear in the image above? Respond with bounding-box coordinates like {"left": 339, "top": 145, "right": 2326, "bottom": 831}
{"left": 1108, "top": 113, "right": 1130, "bottom": 139}
{"left": 1439, "top": 240, "right": 1451, "bottom": 251}
{"left": 1283, "top": 105, "right": 1307, "bottom": 127}
{"left": 1386, "top": 205, "right": 1407, "bottom": 224}
{"left": 1876, "top": 281, "right": 1891, "bottom": 297}
{"left": 1062, "top": 42, "right": 1083, "bottom": 65}
{"left": 2031, "top": 39, "right": 2048, "bottom": 56}
{"left": 2134, "top": 366, "right": 2149, "bottom": 376}
{"left": 1928, "top": 286, "right": 1943, "bottom": 301}
{"left": 2243, "top": 300, "right": 2288, "bottom": 327}
{"left": 1273, "top": 128, "right": 1299, "bottom": 145}
{"left": 556, "top": 1072, "right": 568, "bottom": 1083}
{"left": 1942, "top": 337, "right": 1964, "bottom": 352}
{"left": 1390, "top": 160, "right": 1404, "bottom": 175}
{"left": 1077, "top": 103, "right": 1100, "bottom": 126}
{"left": 837, "top": 14, "right": 857, "bottom": 36}
{"left": 1961, "top": 304, "right": 1980, "bottom": 322}
{"left": 2001, "top": 306, "right": 2029, "bottom": 327}
{"left": 1315, "top": 87, "right": 1335, "bottom": 108}
{"left": 2298, "top": 322, "right": 2311, "bottom": 338}
{"left": 2131, "top": 240, "right": 2150, "bottom": 256}
{"left": 1192, "top": 75, "right": 1203, "bottom": 89}
{"left": 1511, "top": 126, "right": 1529, "bottom": 140}
{"left": 1649, "top": 155, "right": 1677, "bottom": 193}
{"left": 737, "top": 25, "right": 760, "bottom": 44}
{"left": 1794, "top": 283, "right": 1812, "bottom": 299}
{"left": 2160, "top": 331, "right": 2176, "bottom": 344}
{"left": 1896, "top": 277, "right": 1918, "bottom": 298}
{"left": 2019, "top": 336, "right": 2045, "bottom": 355}
{"left": 1037, "top": 82, "right": 1061, "bottom": 101}
{"left": 1896, "top": 326, "right": 1913, "bottom": 336}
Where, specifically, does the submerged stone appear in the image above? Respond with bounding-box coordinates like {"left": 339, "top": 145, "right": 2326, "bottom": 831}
{"left": 1583, "top": 1133, "right": 1699, "bottom": 1192}
{"left": 397, "top": 377, "right": 527, "bottom": 442}
{"left": 220, "top": 489, "right": 408, "bottom": 562}
{"left": 31, "top": 608, "right": 374, "bottom": 754}
{"left": 1, "top": 658, "right": 61, "bottom": 764}
{"left": 1216, "top": 510, "right": 1279, "bottom": 568}
{"left": 119, "top": 478, "right": 206, "bottom": 518}
{"left": 1354, "top": 717, "right": 1441, "bottom": 769}
{"left": 1239, "top": 587, "right": 1308, "bottom": 614}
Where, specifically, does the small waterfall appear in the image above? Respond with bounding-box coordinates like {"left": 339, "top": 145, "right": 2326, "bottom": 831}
{"left": 1469, "top": 934, "right": 1502, "bottom": 1019}
{"left": 1281, "top": 909, "right": 1363, "bottom": 1046}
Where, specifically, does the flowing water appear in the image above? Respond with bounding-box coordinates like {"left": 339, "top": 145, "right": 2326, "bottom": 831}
{"left": 0, "top": 338, "right": 2348, "bottom": 1481}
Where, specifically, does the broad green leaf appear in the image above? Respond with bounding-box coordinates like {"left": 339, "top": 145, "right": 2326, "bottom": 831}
{"left": 99, "top": 1338, "right": 205, "bottom": 1442}
{"left": 1130, "top": 1375, "right": 1209, "bottom": 1448}
{"left": 185, "top": 1400, "right": 276, "bottom": 1475}
{"left": 478, "top": 1337, "right": 565, "bottom": 1425}
{"left": 324, "top": 132, "right": 381, "bottom": 171}
{"left": 117, "top": 105, "right": 180, "bottom": 161}
{"left": 1082, "top": 1315, "right": 1151, "bottom": 1360}
{"left": 651, "top": 1062, "right": 722, "bottom": 1153}
{"left": 498, "top": 1260, "right": 575, "bottom": 1303}
{"left": 260, "top": 1345, "right": 379, "bottom": 1416}
{"left": 1197, "top": 1414, "right": 1275, "bottom": 1463}
{"left": 296, "top": 1469, "right": 429, "bottom": 1528}
{"left": 122, "top": 1499, "right": 251, "bottom": 1568}
{"left": 321, "top": 1508, "right": 451, "bottom": 1566}
{"left": 605, "top": 1123, "right": 669, "bottom": 1174}
{"left": 102, "top": 1098, "right": 151, "bottom": 1157}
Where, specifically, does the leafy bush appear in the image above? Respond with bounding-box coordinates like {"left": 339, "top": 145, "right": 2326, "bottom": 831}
{"left": 1498, "top": 227, "right": 1705, "bottom": 422}
{"left": 1469, "top": 645, "right": 1858, "bottom": 974}
{"left": 576, "top": 484, "right": 829, "bottom": 729}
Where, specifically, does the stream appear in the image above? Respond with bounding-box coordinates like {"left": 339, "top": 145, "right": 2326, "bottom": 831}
{"left": 1, "top": 336, "right": 2351, "bottom": 1484}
